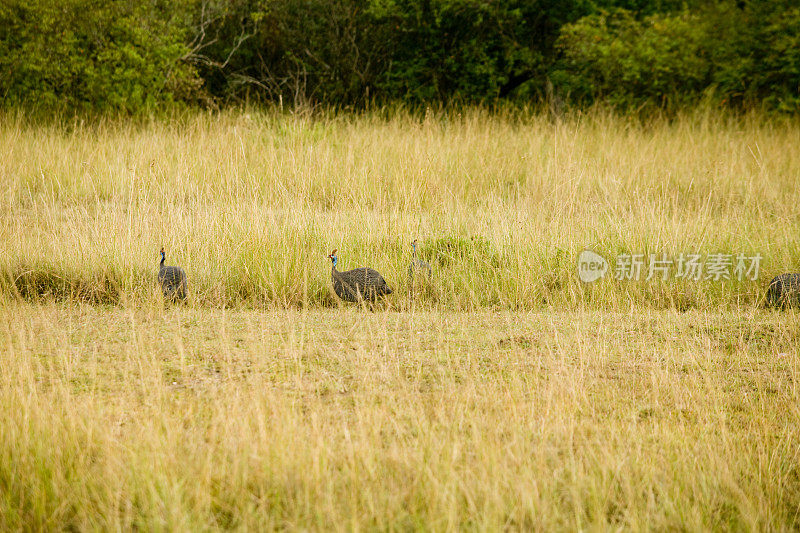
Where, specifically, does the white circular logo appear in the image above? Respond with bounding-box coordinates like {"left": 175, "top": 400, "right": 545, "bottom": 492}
{"left": 577, "top": 250, "right": 608, "bottom": 283}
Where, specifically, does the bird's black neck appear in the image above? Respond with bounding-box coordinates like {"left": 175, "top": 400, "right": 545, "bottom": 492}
{"left": 160, "top": 255, "right": 165, "bottom": 266}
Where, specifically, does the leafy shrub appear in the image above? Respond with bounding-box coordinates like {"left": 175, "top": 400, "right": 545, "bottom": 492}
{"left": 555, "top": 2, "right": 800, "bottom": 112}
{"left": 555, "top": 9, "right": 713, "bottom": 110}
{"left": 0, "top": 0, "right": 200, "bottom": 113}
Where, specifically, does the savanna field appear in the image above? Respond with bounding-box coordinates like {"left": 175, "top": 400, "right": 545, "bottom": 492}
{"left": 2, "top": 109, "right": 800, "bottom": 529}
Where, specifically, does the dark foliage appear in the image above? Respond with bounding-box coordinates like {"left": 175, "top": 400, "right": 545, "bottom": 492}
{"left": 0, "top": 0, "right": 797, "bottom": 113}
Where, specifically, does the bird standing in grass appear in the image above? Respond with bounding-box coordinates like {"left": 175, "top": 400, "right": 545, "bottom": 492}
{"left": 159, "top": 247, "right": 188, "bottom": 302}
{"left": 408, "top": 239, "right": 432, "bottom": 279}
{"left": 766, "top": 273, "right": 800, "bottom": 307}
{"left": 408, "top": 239, "right": 431, "bottom": 300}
{"left": 328, "top": 249, "right": 392, "bottom": 302}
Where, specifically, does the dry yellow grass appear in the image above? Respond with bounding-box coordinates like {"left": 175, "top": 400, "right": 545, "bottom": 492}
{"left": 1, "top": 109, "right": 798, "bottom": 308}
{"left": 1, "top": 109, "right": 800, "bottom": 529}
{"left": 2, "top": 304, "right": 799, "bottom": 529}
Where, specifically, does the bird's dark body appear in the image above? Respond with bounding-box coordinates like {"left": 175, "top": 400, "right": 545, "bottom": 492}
{"left": 332, "top": 266, "right": 392, "bottom": 302}
{"left": 766, "top": 273, "right": 800, "bottom": 307}
{"left": 159, "top": 263, "right": 188, "bottom": 301}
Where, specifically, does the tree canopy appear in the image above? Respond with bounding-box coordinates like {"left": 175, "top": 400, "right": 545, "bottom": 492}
{"left": 1, "top": 0, "right": 798, "bottom": 113}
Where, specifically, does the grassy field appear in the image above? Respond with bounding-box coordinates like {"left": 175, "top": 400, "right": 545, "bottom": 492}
{"left": 2, "top": 109, "right": 799, "bottom": 308}
{"left": 1, "top": 109, "right": 800, "bottom": 529}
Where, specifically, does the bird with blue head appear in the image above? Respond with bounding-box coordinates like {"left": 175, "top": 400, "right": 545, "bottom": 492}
{"left": 408, "top": 239, "right": 432, "bottom": 300}
{"left": 408, "top": 239, "right": 432, "bottom": 278}
{"left": 159, "top": 247, "right": 188, "bottom": 302}
{"left": 328, "top": 249, "right": 392, "bottom": 303}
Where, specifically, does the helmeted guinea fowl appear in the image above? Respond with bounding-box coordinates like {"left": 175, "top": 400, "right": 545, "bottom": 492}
{"left": 408, "top": 239, "right": 432, "bottom": 279}
{"left": 766, "top": 273, "right": 800, "bottom": 307}
{"left": 328, "top": 249, "right": 392, "bottom": 302}
{"left": 158, "top": 247, "right": 188, "bottom": 301}
{"left": 408, "top": 239, "right": 431, "bottom": 300}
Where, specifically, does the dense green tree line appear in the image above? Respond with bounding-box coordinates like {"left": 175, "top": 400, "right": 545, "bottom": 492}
{"left": 0, "top": 0, "right": 798, "bottom": 113}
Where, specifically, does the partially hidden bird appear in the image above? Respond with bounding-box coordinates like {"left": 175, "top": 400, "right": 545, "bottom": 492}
{"left": 408, "top": 239, "right": 432, "bottom": 300}
{"left": 408, "top": 239, "right": 432, "bottom": 279}
{"left": 159, "top": 247, "right": 188, "bottom": 302}
{"left": 328, "top": 249, "right": 392, "bottom": 302}
{"left": 766, "top": 272, "right": 800, "bottom": 308}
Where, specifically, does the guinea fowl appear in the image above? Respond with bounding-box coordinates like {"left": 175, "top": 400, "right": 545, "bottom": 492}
{"left": 328, "top": 249, "right": 392, "bottom": 302}
{"left": 408, "top": 239, "right": 432, "bottom": 279}
{"left": 158, "top": 247, "right": 188, "bottom": 301}
{"left": 766, "top": 273, "right": 800, "bottom": 307}
{"left": 408, "top": 239, "right": 431, "bottom": 300}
